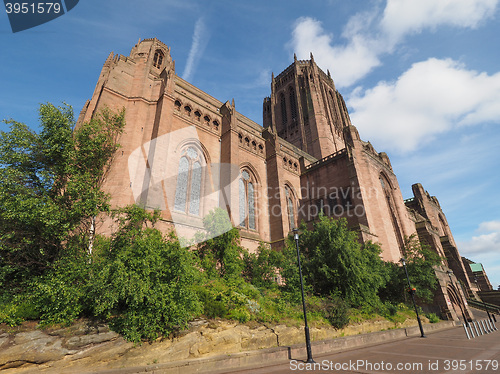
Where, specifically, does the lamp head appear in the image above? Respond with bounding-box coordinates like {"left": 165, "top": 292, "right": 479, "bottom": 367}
{"left": 400, "top": 257, "right": 406, "bottom": 266}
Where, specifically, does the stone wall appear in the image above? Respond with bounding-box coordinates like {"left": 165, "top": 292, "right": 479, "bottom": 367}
{"left": 1, "top": 316, "right": 435, "bottom": 373}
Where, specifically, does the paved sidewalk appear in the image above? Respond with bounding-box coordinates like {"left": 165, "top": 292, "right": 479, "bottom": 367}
{"left": 212, "top": 322, "right": 500, "bottom": 374}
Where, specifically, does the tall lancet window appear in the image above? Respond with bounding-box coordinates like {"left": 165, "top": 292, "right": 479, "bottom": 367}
{"left": 174, "top": 146, "right": 203, "bottom": 215}
{"left": 289, "top": 88, "right": 298, "bottom": 121}
{"left": 380, "top": 173, "right": 404, "bottom": 251}
{"left": 239, "top": 170, "right": 256, "bottom": 230}
{"left": 285, "top": 185, "right": 296, "bottom": 230}
{"left": 280, "top": 93, "right": 287, "bottom": 126}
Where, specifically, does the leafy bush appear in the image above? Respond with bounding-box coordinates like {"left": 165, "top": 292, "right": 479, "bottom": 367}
{"left": 308, "top": 295, "right": 350, "bottom": 329}
{"left": 196, "top": 208, "right": 245, "bottom": 280}
{"left": 228, "top": 309, "right": 251, "bottom": 323}
{"left": 0, "top": 303, "right": 24, "bottom": 326}
{"left": 89, "top": 206, "right": 202, "bottom": 342}
{"left": 30, "top": 277, "right": 85, "bottom": 327}
{"left": 195, "top": 278, "right": 261, "bottom": 323}
{"left": 380, "top": 235, "right": 441, "bottom": 304}
{"left": 198, "top": 290, "right": 229, "bottom": 319}
{"left": 381, "top": 302, "right": 398, "bottom": 317}
{"left": 24, "top": 244, "right": 91, "bottom": 327}
{"left": 243, "top": 243, "right": 284, "bottom": 288}
{"left": 5, "top": 206, "right": 203, "bottom": 342}
{"left": 426, "top": 313, "right": 440, "bottom": 323}
{"left": 281, "top": 216, "right": 388, "bottom": 307}
{"left": 402, "top": 235, "right": 442, "bottom": 303}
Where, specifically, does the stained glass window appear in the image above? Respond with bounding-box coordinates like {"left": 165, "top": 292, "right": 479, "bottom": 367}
{"left": 174, "top": 147, "right": 204, "bottom": 215}
{"left": 285, "top": 186, "right": 295, "bottom": 230}
{"left": 187, "top": 147, "right": 197, "bottom": 159}
{"left": 239, "top": 178, "right": 246, "bottom": 227}
{"left": 248, "top": 182, "right": 255, "bottom": 229}
{"left": 174, "top": 157, "right": 189, "bottom": 211}
{"left": 189, "top": 161, "right": 201, "bottom": 215}
{"left": 239, "top": 170, "right": 256, "bottom": 230}
{"left": 288, "top": 198, "right": 295, "bottom": 229}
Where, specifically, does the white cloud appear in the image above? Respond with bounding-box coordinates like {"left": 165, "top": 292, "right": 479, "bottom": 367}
{"left": 457, "top": 221, "right": 500, "bottom": 288}
{"left": 348, "top": 58, "right": 500, "bottom": 153}
{"left": 461, "top": 232, "right": 500, "bottom": 254}
{"left": 289, "top": 0, "right": 499, "bottom": 87}
{"left": 241, "top": 68, "right": 272, "bottom": 89}
{"left": 381, "top": 0, "right": 498, "bottom": 39}
{"left": 458, "top": 221, "right": 500, "bottom": 260}
{"left": 290, "top": 17, "right": 382, "bottom": 88}
{"left": 477, "top": 221, "right": 500, "bottom": 233}
{"left": 182, "top": 17, "right": 209, "bottom": 82}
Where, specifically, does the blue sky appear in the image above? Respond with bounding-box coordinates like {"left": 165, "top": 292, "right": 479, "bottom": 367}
{"left": 1, "top": 0, "right": 499, "bottom": 289}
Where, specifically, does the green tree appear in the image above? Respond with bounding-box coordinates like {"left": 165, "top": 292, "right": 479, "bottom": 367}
{"left": 381, "top": 234, "right": 442, "bottom": 304}
{"left": 402, "top": 234, "right": 442, "bottom": 303}
{"left": 282, "top": 216, "right": 387, "bottom": 307}
{"left": 27, "top": 241, "right": 92, "bottom": 327}
{"left": 0, "top": 103, "right": 124, "bottom": 289}
{"left": 196, "top": 208, "right": 245, "bottom": 280}
{"left": 89, "top": 206, "right": 202, "bottom": 342}
{"left": 20, "top": 206, "right": 202, "bottom": 342}
{"left": 243, "top": 242, "right": 284, "bottom": 288}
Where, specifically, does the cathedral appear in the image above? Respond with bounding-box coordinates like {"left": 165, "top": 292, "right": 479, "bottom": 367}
{"left": 78, "top": 38, "right": 476, "bottom": 322}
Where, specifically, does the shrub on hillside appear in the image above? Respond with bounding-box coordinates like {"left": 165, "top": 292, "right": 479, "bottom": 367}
{"left": 8, "top": 207, "right": 202, "bottom": 342}
{"left": 281, "top": 216, "right": 388, "bottom": 308}
{"left": 243, "top": 242, "right": 284, "bottom": 289}
{"left": 89, "top": 206, "right": 202, "bottom": 342}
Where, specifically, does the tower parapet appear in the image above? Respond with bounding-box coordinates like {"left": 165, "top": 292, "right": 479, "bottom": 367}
{"left": 264, "top": 55, "right": 350, "bottom": 159}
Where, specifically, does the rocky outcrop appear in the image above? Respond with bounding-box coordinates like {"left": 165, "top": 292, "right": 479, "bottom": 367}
{"left": 0, "top": 317, "right": 424, "bottom": 373}
{"left": 0, "top": 321, "right": 130, "bottom": 372}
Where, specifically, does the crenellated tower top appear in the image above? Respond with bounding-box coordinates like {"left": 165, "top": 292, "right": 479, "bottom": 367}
{"left": 263, "top": 55, "right": 352, "bottom": 160}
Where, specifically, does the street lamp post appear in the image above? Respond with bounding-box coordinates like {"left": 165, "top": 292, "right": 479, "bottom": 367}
{"left": 446, "top": 270, "right": 469, "bottom": 327}
{"left": 293, "top": 228, "right": 314, "bottom": 363}
{"left": 400, "top": 257, "right": 426, "bottom": 338}
{"left": 474, "top": 276, "right": 493, "bottom": 324}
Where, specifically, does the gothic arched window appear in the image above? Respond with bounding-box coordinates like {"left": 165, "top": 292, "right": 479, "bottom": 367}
{"left": 289, "top": 88, "right": 298, "bottom": 121}
{"left": 328, "top": 91, "right": 342, "bottom": 133}
{"left": 239, "top": 170, "right": 256, "bottom": 230}
{"left": 153, "top": 50, "right": 164, "bottom": 69}
{"left": 174, "top": 146, "right": 204, "bottom": 215}
{"left": 285, "top": 185, "right": 296, "bottom": 230}
{"left": 280, "top": 93, "right": 287, "bottom": 127}
{"left": 380, "top": 173, "right": 404, "bottom": 251}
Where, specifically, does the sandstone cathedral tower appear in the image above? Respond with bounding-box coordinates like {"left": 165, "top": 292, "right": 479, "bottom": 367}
{"left": 78, "top": 38, "right": 476, "bottom": 322}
